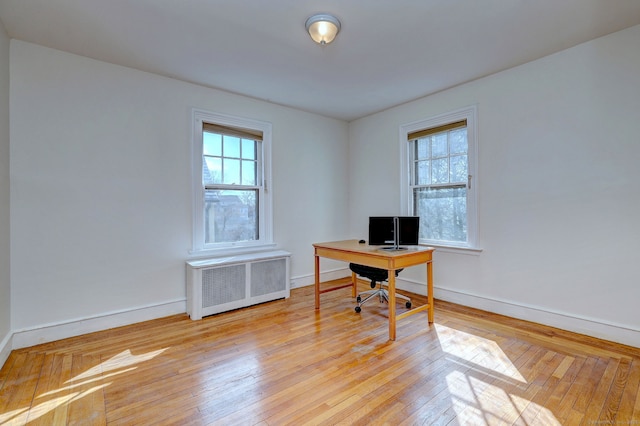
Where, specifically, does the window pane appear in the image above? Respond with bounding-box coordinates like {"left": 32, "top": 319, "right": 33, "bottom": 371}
{"left": 414, "top": 186, "right": 467, "bottom": 242}
{"left": 223, "top": 158, "right": 240, "bottom": 185}
{"left": 224, "top": 136, "right": 241, "bottom": 158}
{"left": 450, "top": 154, "right": 468, "bottom": 183}
{"left": 242, "top": 160, "right": 256, "bottom": 185}
{"left": 432, "top": 158, "right": 449, "bottom": 183}
{"left": 242, "top": 139, "right": 256, "bottom": 160}
{"left": 203, "top": 157, "right": 222, "bottom": 184}
{"left": 203, "top": 132, "right": 222, "bottom": 156}
{"left": 416, "top": 139, "right": 429, "bottom": 159}
{"left": 431, "top": 133, "right": 448, "bottom": 157}
{"left": 450, "top": 128, "right": 467, "bottom": 155}
{"left": 204, "top": 189, "right": 258, "bottom": 243}
{"left": 416, "top": 160, "right": 429, "bottom": 185}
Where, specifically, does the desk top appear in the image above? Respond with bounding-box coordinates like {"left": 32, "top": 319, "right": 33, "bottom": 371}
{"left": 313, "top": 239, "right": 434, "bottom": 255}
{"left": 313, "top": 239, "right": 434, "bottom": 269}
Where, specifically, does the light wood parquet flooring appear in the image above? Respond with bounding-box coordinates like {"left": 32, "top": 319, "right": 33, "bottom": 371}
{"left": 1, "top": 278, "right": 640, "bottom": 425}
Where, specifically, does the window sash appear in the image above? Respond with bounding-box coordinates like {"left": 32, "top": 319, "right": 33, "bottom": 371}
{"left": 192, "top": 109, "right": 273, "bottom": 254}
{"left": 409, "top": 127, "right": 468, "bottom": 188}
{"left": 399, "top": 105, "right": 478, "bottom": 250}
{"left": 204, "top": 188, "right": 260, "bottom": 244}
{"left": 201, "top": 128, "right": 263, "bottom": 246}
{"left": 203, "top": 135, "right": 262, "bottom": 186}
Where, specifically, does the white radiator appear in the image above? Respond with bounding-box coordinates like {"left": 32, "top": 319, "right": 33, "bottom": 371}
{"left": 186, "top": 250, "right": 291, "bottom": 320}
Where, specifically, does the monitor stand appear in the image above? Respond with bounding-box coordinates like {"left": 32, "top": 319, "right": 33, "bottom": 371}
{"left": 380, "top": 246, "right": 408, "bottom": 251}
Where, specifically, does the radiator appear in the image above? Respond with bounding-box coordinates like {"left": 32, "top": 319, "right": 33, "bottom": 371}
{"left": 186, "top": 250, "right": 291, "bottom": 320}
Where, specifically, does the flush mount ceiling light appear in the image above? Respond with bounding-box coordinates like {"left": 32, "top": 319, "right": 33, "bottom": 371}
{"left": 305, "top": 13, "right": 341, "bottom": 45}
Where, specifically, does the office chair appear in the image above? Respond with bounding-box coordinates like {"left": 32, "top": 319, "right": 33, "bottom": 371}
{"left": 349, "top": 263, "right": 411, "bottom": 313}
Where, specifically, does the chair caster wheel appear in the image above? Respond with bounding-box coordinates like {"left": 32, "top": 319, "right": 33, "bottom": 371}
{"left": 355, "top": 306, "right": 361, "bottom": 313}
{"left": 406, "top": 302, "right": 412, "bottom": 309}
{"left": 356, "top": 296, "right": 362, "bottom": 303}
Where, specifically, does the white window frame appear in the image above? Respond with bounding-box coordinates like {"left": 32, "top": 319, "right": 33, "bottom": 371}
{"left": 399, "top": 105, "right": 480, "bottom": 252}
{"left": 191, "top": 108, "right": 274, "bottom": 255}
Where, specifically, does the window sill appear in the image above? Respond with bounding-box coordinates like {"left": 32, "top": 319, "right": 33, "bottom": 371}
{"left": 189, "top": 242, "right": 278, "bottom": 260}
{"left": 419, "top": 243, "right": 483, "bottom": 256}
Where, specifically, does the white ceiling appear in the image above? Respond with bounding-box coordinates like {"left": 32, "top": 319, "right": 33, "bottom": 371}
{"left": 1, "top": 0, "right": 640, "bottom": 121}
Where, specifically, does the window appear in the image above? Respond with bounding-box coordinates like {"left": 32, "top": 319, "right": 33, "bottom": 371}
{"left": 192, "top": 109, "right": 273, "bottom": 254}
{"left": 400, "top": 106, "right": 478, "bottom": 250}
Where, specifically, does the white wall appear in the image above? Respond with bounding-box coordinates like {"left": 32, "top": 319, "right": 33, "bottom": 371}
{"left": 7, "top": 24, "right": 640, "bottom": 350}
{"left": 349, "top": 25, "right": 640, "bottom": 346}
{"left": 0, "top": 19, "right": 11, "bottom": 362}
{"left": 9, "top": 40, "right": 349, "bottom": 343}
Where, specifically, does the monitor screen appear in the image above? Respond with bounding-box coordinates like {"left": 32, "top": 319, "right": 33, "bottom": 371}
{"left": 397, "top": 216, "right": 419, "bottom": 245}
{"left": 368, "top": 217, "right": 396, "bottom": 245}
{"left": 368, "top": 216, "right": 420, "bottom": 246}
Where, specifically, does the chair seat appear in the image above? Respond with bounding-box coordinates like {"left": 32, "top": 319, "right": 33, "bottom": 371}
{"left": 349, "top": 263, "right": 409, "bottom": 313}
{"left": 348, "top": 263, "right": 400, "bottom": 282}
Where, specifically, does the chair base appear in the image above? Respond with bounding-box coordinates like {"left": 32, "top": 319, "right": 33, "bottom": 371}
{"left": 355, "top": 285, "right": 411, "bottom": 313}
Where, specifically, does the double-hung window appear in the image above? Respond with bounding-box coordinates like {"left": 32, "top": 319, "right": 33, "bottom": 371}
{"left": 192, "top": 109, "right": 273, "bottom": 254}
{"left": 400, "top": 105, "right": 479, "bottom": 250}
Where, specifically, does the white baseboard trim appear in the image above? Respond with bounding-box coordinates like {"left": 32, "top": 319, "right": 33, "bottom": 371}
{"left": 430, "top": 282, "right": 640, "bottom": 348}
{"left": 291, "top": 267, "right": 351, "bottom": 289}
{"left": 0, "top": 331, "right": 12, "bottom": 370}
{"left": 12, "top": 299, "right": 187, "bottom": 349}
{"left": 7, "top": 275, "right": 638, "bottom": 356}
{"left": 294, "top": 269, "right": 640, "bottom": 348}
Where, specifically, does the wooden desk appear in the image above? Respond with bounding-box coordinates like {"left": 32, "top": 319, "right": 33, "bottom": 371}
{"left": 313, "top": 239, "right": 434, "bottom": 341}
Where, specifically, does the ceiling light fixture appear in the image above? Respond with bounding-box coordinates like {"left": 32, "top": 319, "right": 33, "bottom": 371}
{"left": 305, "top": 13, "right": 341, "bottom": 45}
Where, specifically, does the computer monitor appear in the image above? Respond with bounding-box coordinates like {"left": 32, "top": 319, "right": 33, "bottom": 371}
{"left": 368, "top": 216, "right": 420, "bottom": 249}
{"left": 368, "top": 217, "right": 396, "bottom": 246}
{"left": 397, "top": 216, "right": 419, "bottom": 246}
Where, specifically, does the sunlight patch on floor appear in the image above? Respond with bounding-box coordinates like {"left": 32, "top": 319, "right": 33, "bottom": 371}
{"left": 435, "top": 324, "right": 526, "bottom": 383}
{"left": 0, "top": 407, "right": 29, "bottom": 425}
{"left": 437, "top": 324, "right": 561, "bottom": 425}
{"left": 37, "top": 367, "right": 137, "bottom": 399}
{"left": 0, "top": 348, "right": 168, "bottom": 426}
{"left": 68, "top": 347, "right": 168, "bottom": 382}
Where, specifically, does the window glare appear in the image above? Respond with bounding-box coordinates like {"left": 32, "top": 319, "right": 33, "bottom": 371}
{"left": 408, "top": 118, "right": 472, "bottom": 245}
{"left": 417, "top": 139, "right": 429, "bottom": 159}
{"left": 242, "top": 160, "right": 256, "bottom": 185}
{"left": 203, "top": 132, "right": 222, "bottom": 156}
{"left": 223, "top": 158, "right": 240, "bottom": 185}
{"left": 450, "top": 129, "right": 467, "bottom": 154}
{"left": 431, "top": 134, "right": 448, "bottom": 157}
{"left": 450, "top": 155, "right": 468, "bottom": 182}
{"left": 432, "top": 158, "right": 449, "bottom": 183}
{"left": 242, "top": 139, "right": 256, "bottom": 160}
{"left": 414, "top": 187, "right": 467, "bottom": 242}
{"left": 224, "top": 136, "right": 241, "bottom": 158}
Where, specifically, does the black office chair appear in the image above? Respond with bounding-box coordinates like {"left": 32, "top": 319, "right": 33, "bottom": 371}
{"left": 349, "top": 263, "right": 411, "bottom": 313}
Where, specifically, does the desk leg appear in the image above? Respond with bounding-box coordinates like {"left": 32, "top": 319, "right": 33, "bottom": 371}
{"left": 351, "top": 271, "right": 357, "bottom": 298}
{"left": 427, "top": 260, "right": 434, "bottom": 323}
{"left": 315, "top": 255, "right": 320, "bottom": 309}
{"left": 388, "top": 270, "right": 396, "bottom": 341}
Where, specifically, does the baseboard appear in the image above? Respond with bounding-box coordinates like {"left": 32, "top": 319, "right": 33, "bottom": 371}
{"left": 294, "top": 269, "right": 640, "bottom": 348}
{"left": 10, "top": 275, "right": 637, "bottom": 352}
{"left": 0, "top": 331, "right": 12, "bottom": 370}
{"left": 423, "top": 280, "right": 640, "bottom": 348}
{"left": 291, "top": 267, "right": 351, "bottom": 289}
{"left": 12, "top": 299, "right": 187, "bottom": 349}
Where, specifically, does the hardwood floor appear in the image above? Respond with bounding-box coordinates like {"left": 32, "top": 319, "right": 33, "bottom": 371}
{"left": 2, "top": 278, "right": 640, "bottom": 425}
